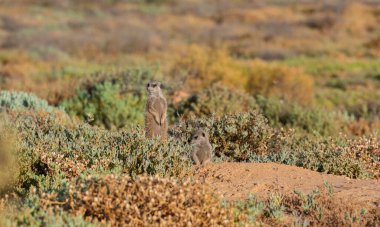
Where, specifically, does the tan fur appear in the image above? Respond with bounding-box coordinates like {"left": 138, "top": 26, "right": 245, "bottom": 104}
{"left": 144, "top": 81, "right": 168, "bottom": 140}
{"left": 190, "top": 129, "right": 212, "bottom": 165}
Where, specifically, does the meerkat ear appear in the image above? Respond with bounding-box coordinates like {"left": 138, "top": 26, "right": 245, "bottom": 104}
{"left": 159, "top": 83, "right": 164, "bottom": 89}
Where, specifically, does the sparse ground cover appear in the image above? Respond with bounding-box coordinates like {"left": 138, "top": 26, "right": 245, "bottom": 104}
{"left": 0, "top": 0, "right": 379, "bottom": 225}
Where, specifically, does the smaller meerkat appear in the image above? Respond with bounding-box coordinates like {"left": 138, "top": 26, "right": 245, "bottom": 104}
{"left": 145, "top": 81, "right": 168, "bottom": 140}
{"left": 190, "top": 129, "right": 212, "bottom": 165}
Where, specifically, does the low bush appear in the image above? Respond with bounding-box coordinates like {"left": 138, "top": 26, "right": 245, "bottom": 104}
{"left": 61, "top": 81, "right": 144, "bottom": 129}
{"left": 171, "top": 45, "right": 247, "bottom": 91}
{"left": 245, "top": 60, "right": 314, "bottom": 105}
{"left": 0, "top": 189, "right": 96, "bottom": 226}
{"left": 172, "top": 110, "right": 377, "bottom": 178}
{"left": 0, "top": 91, "right": 56, "bottom": 113}
{"left": 251, "top": 131, "right": 378, "bottom": 179}
{"left": 60, "top": 68, "right": 156, "bottom": 129}
{"left": 3, "top": 110, "right": 192, "bottom": 195}
{"left": 256, "top": 95, "right": 351, "bottom": 136}
{"left": 316, "top": 89, "right": 380, "bottom": 119}
{"left": 285, "top": 185, "right": 379, "bottom": 226}
{"left": 346, "top": 98, "right": 380, "bottom": 122}
{"left": 232, "top": 192, "right": 285, "bottom": 225}
{"left": 172, "top": 84, "right": 256, "bottom": 120}
{"left": 0, "top": 124, "right": 19, "bottom": 195}
{"left": 229, "top": 184, "right": 379, "bottom": 226}
{"left": 171, "top": 110, "right": 279, "bottom": 161}
{"left": 0, "top": 203, "right": 97, "bottom": 227}
{"left": 341, "top": 136, "right": 380, "bottom": 178}
{"left": 5, "top": 179, "right": 379, "bottom": 226}
{"left": 39, "top": 174, "right": 232, "bottom": 226}
{"left": 79, "top": 68, "right": 155, "bottom": 97}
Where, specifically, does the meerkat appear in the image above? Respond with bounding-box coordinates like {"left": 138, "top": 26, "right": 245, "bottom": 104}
{"left": 190, "top": 129, "right": 212, "bottom": 165}
{"left": 145, "top": 81, "right": 168, "bottom": 140}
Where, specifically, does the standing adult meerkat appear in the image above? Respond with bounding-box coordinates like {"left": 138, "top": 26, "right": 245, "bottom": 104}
{"left": 190, "top": 129, "right": 212, "bottom": 165}
{"left": 145, "top": 81, "right": 168, "bottom": 140}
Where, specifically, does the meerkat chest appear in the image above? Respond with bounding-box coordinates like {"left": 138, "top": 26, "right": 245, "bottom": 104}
{"left": 148, "top": 96, "right": 167, "bottom": 108}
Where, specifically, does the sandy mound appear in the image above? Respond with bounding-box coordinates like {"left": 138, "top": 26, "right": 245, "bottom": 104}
{"left": 196, "top": 163, "right": 380, "bottom": 207}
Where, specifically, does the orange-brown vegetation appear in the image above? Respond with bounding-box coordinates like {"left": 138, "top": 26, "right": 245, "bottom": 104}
{"left": 40, "top": 175, "right": 232, "bottom": 226}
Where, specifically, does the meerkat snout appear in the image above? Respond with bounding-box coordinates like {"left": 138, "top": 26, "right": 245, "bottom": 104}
{"left": 190, "top": 129, "right": 212, "bottom": 166}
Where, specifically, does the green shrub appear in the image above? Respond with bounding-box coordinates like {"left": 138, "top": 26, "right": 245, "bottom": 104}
{"left": 171, "top": 110, "right": 278, "bottom": 162}
{"left": 229, "top": 195, "right": 265, "bottom": 225}
{"left": 256, "top": 96, "right": 352, "bottom": 136}
{"left": 0, "top": 91, "right": 56, "bottom": 113}
{"left": 316, "top": 89, "right": 380, "bottom": 121}
{"left": 250, "top": 132, "right": 375, "bottom": 179}
{"left": 3, "top": 110, "right": 192, "bottom": 195}
{"left": 230, "top": 184, "right": 379, "bottom": 226}
{"left": 61, "top": 81, "right": 145, "bottom": 129}
{"left": 0, "top": 191, "right": 98, "bottom": 227}
{"left": 79, "top": 68, "right": 155, "bottom": 97}
{"left": 60, "top": 68, "right": 163, "bottom": 129}
{"left": 172, "top": 84, "right": 256, "bottom": 120}
{"left": 171, "top": 110, "right": 375, "bottom": 178}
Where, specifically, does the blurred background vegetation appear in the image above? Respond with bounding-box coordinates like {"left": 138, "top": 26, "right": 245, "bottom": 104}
{"left": 0, "top": 0, "right": 379, "bottom": 135}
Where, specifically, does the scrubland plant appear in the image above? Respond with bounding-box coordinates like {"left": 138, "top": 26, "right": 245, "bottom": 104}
{"left": 39, "top": 174, "right": 233, "bottom": 226}
{"left": 61, "top": 81, "right": 144, "bottom": 129}
{"left": 172, "top": 109, "right": 377, "bottom": 178}
{"left": 0, "top": 91, "right": 56, "bottom": 113}
{"left": 0, "top": 123, "right": 19, "bottom": 195}
{"left": 173, "top": 84, "right": 256, "bottom": 120}
{"left": 61, "top": 68, "right": 156, "bottom": 129}
{"left": 226, "top": 184, "right": 379, "bottom": 226}
{"left": 171, "top": 45, "right": 247, "bottom": 91}
{"left": 79, "top": 68, "right": 155, "bottom": 97}
{"left": 3, "top": 176, "right": 378, "bottom": 226}
{"left": 245, "top": 60, "right": 314, "bottom": 105}
{"left": 256, "top": 95, "right": 352, "bottom": 136}
{"left": 0, "top": 190, "right": 97, "bottom": 227}
{"left": 283, "top": 184, "right": 378, "bottom": 226}
{"left": 2, "top": 110, "right": 192, "bottom": 195}
{"left": 171, "top": 110, "right": 279, "bottom": 161}
{"left": 250, "top": 131, "right": 377, "bottom": 179}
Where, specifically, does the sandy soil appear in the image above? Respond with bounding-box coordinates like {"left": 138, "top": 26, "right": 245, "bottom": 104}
{"left": 195, "top": 163, "right": 380, "bottom": 207}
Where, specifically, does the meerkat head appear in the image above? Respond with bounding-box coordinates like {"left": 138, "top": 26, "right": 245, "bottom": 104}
{"left": 191, "top": 129, "right": 208, "bottom": 144}
{"left": 146, "top": 81, "right": 163, "bottom": 96}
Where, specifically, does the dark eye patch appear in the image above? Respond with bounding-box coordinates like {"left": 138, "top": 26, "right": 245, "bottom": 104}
{"left": 193, "top": 136, "right": 198, "bottom": 140}
{"left": 202, "top": 132, "right": 206, "bottom": 137}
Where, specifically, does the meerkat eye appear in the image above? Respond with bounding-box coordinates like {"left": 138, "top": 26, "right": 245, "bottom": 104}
{"left": 202, "top": 132, "right": 206, "bottom": 137}
{"left": 194, "top": 136, "right": 198, "bottom": 140}
{"left": 152, "top": 84, "right": 157, "bottom": 88}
